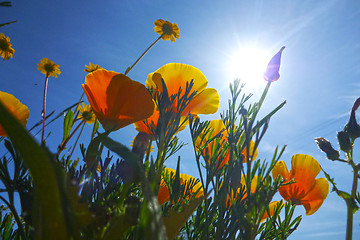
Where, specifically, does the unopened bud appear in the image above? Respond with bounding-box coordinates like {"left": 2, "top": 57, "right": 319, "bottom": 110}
{"left": 337, "top": 131, "right": 352, "bottom": 153}
{"left": 315, "top": 137, "right": 340, "bottom": 161}
{"left": 344, "top": 98, "right": 360, "bottom": 141}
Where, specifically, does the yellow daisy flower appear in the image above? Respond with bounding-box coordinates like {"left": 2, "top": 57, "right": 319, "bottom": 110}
{"left": 84, "top": 62, "right": 102, "bottom": 73}
{"left": 0, "top": 33, "right": 15, "bottom": 60}
{"left": 154, "top": 19, "right": 180, "bottom": 42}
{"left": 77, "top": 103, "right": 96, "bottom": 125}
{"left": 0, "top": 91, "right": 30, "bottom": 136}
{"left": 37, "top": 58, "right": 61, "bottom": 78}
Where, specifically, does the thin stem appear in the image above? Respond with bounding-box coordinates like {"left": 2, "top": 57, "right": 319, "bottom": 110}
{"left": 346, "top": 166, "right": 359, "bottom": 240}
{"left": 68, "top": 121, "right": 86, "bottom": 159}
{"left": 41, "top": 77, "right": 49, "bottom": 143}
{"left": 58, "top": 120, "right": 85, "bottom": 156}
{"left": 0, "top": 195, "right": 27, "bottom": 240}
{"left": 125, "top": 35, "right": 163, "bottom": 75}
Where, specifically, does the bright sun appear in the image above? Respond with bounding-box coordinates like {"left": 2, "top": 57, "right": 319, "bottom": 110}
{"left": 227, "top": 46, "right": 270, "bottom": 90}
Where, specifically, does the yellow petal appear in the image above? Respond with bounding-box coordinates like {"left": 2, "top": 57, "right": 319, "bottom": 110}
{"left": 301, "top": 178, "right": 329, "bottom": 215}
{"left": 183, "top": 88, "right": 220, "bottom": 115}
{"left": 146, "top": 63, "right": 208, "bottom": 97}
{"left": 261, "top": 201, "right": 283, "bottom": 222}
{"left": 0, "top": 91, "right": 30, "bottom": 136}
{"left": 242, "top": 139, "right": 258, "bottom": 162}
{"left": 272, "top": 161, "right": 290, "bottom": 180}
{"left": 163, "top": 196, "right": 204, "bottom": 240}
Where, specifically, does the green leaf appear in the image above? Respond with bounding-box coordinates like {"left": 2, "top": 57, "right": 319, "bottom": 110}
{"left": 63, "top": 110, "right": 74, "bottom": 141}
{"left": 0, "top": 100, "right": 68, "bottom": 239}
{"left": 98, "top": 135, "right": 167, "bottom": 240}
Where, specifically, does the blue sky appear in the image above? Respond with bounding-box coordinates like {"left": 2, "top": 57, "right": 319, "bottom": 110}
{"left": 1, "top": 0, "right": 360, "bottom": 239}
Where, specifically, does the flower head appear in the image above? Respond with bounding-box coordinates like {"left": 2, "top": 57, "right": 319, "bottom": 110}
{"left": 263, "top": 46, "right": 285, "bottom": 82}
{"left": 82, "top": 69, "right": 155, "bottom": 132}
{"left": 196, "top": 119, "right": 258, "bottom": 170}
{"left": 77, "top": 103, "right": 96, "bottom": 125}
{"left": 84, "top": 62, "right": 102, "bottom": 73}
{"left": 135, "top": 63, "right": 219, "bottom": 136}
{"left": 0, "top": 33, "right": 15, "bottom": 60}
{"left": 158, "top": 168, "right": 204, "bottom": 205}
{"left": 37, "top": 58, "right": 61, "bottom": 78}
{"left": 272, "top": 154, "right": 329, "bottom": 215}
{"left": 154, "top": 19, "right": 180, "bottom": 42}
{"left": 0, "top": 91, "right": 30, "bottom": 136}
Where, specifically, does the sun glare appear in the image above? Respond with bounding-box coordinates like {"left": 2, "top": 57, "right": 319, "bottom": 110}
{"left": 227, "top": 46, "right": 270, "bottom": 90}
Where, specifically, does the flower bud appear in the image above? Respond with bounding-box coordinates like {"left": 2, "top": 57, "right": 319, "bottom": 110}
{"left": 337, "top": 131, "right": 352, "bottom": 153}
{"left": 343, "top": 98, "right": 360, "bottom": 141}
{"left": 315, "top": 137, "right": 340, "bottom": 161}
{"left": 263, "top": 46, "right": 285, "bottom": 82}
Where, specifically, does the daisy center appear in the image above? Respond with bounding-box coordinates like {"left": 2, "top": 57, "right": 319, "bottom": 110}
{"left": 162, "top": 24, "right": 173, "bottom": 35}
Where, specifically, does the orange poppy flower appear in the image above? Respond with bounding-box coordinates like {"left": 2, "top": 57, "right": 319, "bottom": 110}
{"left": 196, "top": 120, "right": 258, "bottom": 170}
{"left": 0, "top": 91, "right": 30, "bottom": 136}
{"left": 82, "top": 69, "right": 155, "bottom": 132}
{"left": 135, "top": 63, "right": 219, "bottom": 136}
{"left": 158, "top": 168, "right": 204, "bottom": 205}
{"left": 272, "top": 154, "right": 329, "bottom": 215}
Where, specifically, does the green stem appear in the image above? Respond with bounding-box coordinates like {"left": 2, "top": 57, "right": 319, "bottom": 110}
{"left": 125, "top": 35, "right": 163, "bottom": 75}
{"left": 41, "top": 77, "right": 49, "bottom": 143}
{"left": 57, "top": 120, "right": 85, "bottom": 156}
{"left": 255, "top": 81, "right": 271, "bottom": 118}
{"left": 0, "top": 195, "right": 27, "bottom": 240}
{"left": 346, "top": 165, "right": 359, "bottom": 240}
{"left": 68, "top": 121, "right": 86, "bottom": 159}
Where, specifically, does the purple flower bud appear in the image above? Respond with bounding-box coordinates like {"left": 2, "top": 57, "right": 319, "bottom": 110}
{"left": 263, "top": 46, "right": 285, "bottom": 82}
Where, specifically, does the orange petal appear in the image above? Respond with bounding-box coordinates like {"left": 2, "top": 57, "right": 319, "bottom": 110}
{"left": 272, "top": 161, "right": 290, "bottom": 180}
{"left": 158, "top": 168, "right": 176, "bottom": 205}
{"left": 301, "top": 178, "right": 329, "bottom": 215}
{"left": 290, "top": 154, "right": 321, "bottom": 195}
{"left": 183, "top": 88, "right": 220, "bottom": 116}
{"left": 134, "top": 108, "right": 160, "bottom": 136}
{"left": 83, "top": 69, "right": 154, "bottom": 131}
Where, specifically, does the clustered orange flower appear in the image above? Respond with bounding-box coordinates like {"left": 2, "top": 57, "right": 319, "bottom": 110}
{"left": 135, "top": 63, "right": 219, "bottom": 137}
{"left": 0, "top": 91, "right": 30, "bottom": 136}
{"left": 272, "top": 154, "right": 329, "bottom": 215}
{"left": 196, "top": 119, "right": 258, "bottom": 170}
{"left": 82, "top": 69, "right": 155, "bottom": 132}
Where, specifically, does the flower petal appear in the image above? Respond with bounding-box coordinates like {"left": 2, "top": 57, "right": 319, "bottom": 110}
{"left": 83, "top": 69, "right": 154, "bottom": 131}
{"left": 261, "top": 201, "right": 283, "bottom": 222}
{"left": 272, "top": 160, "right": 290, "bottom": 180}
{"left": 0, "top": 91, "right": 30, "bottom": 136}
{"left": 183, "top": 88, "right": 219, "bottom": 115}
{"left": 290, "top": 154, "right": 321, "bottom": 194}
{"left": 301, "top": 178, "right": 329, "bottom": 215}
{"left": 146, "top": 63, "right": 208, "bottom": 97}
